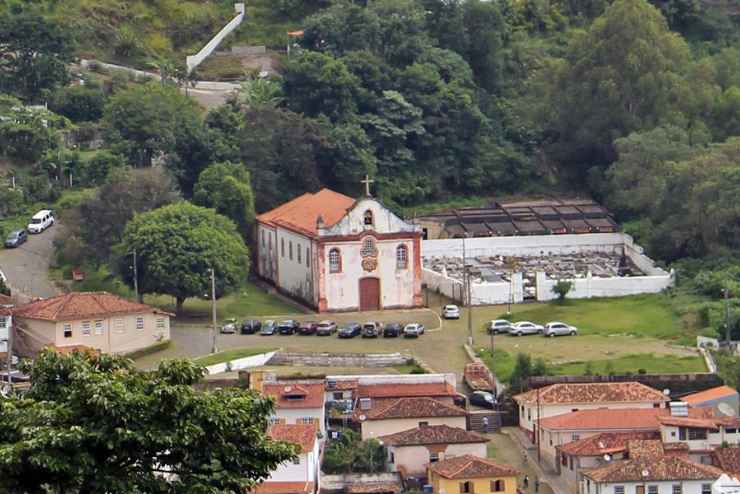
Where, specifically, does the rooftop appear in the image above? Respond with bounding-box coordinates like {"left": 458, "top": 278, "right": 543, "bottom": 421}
{"left": 538, "top": 408, "right": 713, "bottom": 431}
{"left": 557, "top": 431, "right": 660, "bottom": 457}
{"left": 683, "top": 386, "right": 739, "bottom": 405}
{"left": 12, "top": 292, "right": 167, "bottom": 322}
{"left": 357, "top": 382, "right": 458, "bottom": 400}
{"left": 357, "top": 397, "right": 467, "bottom": 421}
{"left": 514, "top": 382, "right": 668, "bottom": 406}
{"left": 255, "top": 482, "right": 315, "bottom": 494}
{"left": 263, "top": 382, "right": 325, "bottom": 410}
{"left": 429, "top": 454, "right": 518, "bottom": 480}
{"left": 378, "top": 425, "right": 488, "bottom": 447}
{"left": 582, "top": 455, "right": 722, "bottom": 483}
{"left": 714, "top": 447, "right": 740, "bottom": 475}
{"left": 256, "top": 189, "right": 355, "bottom": 237}
{"left": 268, "top": 423, "right": 317, "bottom": 454}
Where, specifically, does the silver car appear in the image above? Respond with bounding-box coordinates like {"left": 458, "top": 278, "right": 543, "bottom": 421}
{"left": 487, "top": 319, "right": 513, "bottom": 334}
{"left": 509, "top": 321, "right": 544, "bottom": 336}
{"left": 442, "top": 305, "right": 460, "bottom": 319}
{"left": 544, "top": 321, "right": 578, "bottom": 337}
{"left": 403, "top": 323, "right": 425, "bottom": 337}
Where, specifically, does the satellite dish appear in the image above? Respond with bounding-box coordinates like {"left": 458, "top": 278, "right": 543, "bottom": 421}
{"left": 603, "top": 454, "right": 612, "bottom": 462}
{"left": 359, "top": 414, "right": 367, "bottom": 421}
{"left": 719, "top": 403, "right": 737, "bottom": 417}
{"left": 642, "top": 469, "right": 649, "bottom": 478}
{"left": 663, "top": 389, "right": 671, "bottom": 396}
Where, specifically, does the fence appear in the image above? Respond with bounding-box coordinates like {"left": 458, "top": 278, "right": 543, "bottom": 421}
{"left": 186, "top": 3, "right": 246, "bottom": 74}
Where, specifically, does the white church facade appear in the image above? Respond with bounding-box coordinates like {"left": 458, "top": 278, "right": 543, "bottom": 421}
{"left": 255, "top": 187, "right": 423, "bottom": 312}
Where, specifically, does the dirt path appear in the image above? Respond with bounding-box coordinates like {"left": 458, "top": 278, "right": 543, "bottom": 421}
{"left": 0, "top": 225, "right": 60, "bottom": 299}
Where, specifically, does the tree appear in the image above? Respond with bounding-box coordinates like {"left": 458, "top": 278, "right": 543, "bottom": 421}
{"left": 0, "top": 350, "right": 295, "bottom": 493}
{"left": 322, "top": 429, "right": 385, "bottom": 474}
{"left": 509, "top": 353, "right": 532, "bottom": 393}
{"left": 193, "top": 162, "right": 256, "bottom": 239}
{"left": 0, "top": 13, "right": 73, "bottom": 101}
{"left": 552, "top": 280, "right": 573, "bottom": 302}
{"left": 49, "top": 85, "right": 106, "bottom": 122}
{"left": 0, "top": 276, "right": 9, "bottom": 296}
{"left": 118, "top": 202, "right": 250, "bottom": 313}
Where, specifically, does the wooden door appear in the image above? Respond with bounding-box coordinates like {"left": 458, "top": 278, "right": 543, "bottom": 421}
{"left": 359, "top": 278, "right": 380, "bottom": 311}
{"left": 636, "top": 486, "right": 645, "bottom": 494}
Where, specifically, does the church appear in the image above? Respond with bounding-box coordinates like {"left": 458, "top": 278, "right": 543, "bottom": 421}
{"left": 255, "top": 181, "right": 423, "bottom": 312}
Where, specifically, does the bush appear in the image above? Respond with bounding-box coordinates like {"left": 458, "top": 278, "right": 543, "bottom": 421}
{"left": 552, "top": 280, "right": 573, "bottom": 302}
{"left": 49, "top": 85, "right": 106, "bottom": 122}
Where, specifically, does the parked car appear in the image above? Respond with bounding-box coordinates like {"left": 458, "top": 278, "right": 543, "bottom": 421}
{"left": 383, "top": 323, "right": 403, "bottom": 337}
{"left": 298, "top": 321, "right": 318, "bottom": 335}
{"left": 316, "top": 320, "right": 337, "bottom": 336}
{"left": 241, "top": 319, "right": 262, "bottom": 334}
{"left": 278, "top": 320, "right": 299, "bottom": 335}
{"left": 442, "top": 304, "right": 460, "bottom": 319}
{"left": 403, "top": 323, "right": 425, "bottom": 338}
{"left": 4, "top": 229, "right": 27, "bottom": 248}
{"left": 338, "top": 322, "right": 362, "bottom": 338}
{"left": 543, "top": 321, "right": 578, "bottom": 337}
{"left": 28, "top": 209, "right": 54, "bottom": 234}
{"left": 260, "top": 320, "right": 277, "bottom": 335}
{"left": 362, "top": 322, "right": 382, "bottom": 338}
{"left": 469, "top": 391, "right": 497, "bottom": 409}
{"left": 487, "top": 319, "right": 513, "bottom": 334}
{"left": 509, "top": 321, "right": 544, "bottom": 336}
{"left": 220, "top": 318, "right": 238, "bottom": 334}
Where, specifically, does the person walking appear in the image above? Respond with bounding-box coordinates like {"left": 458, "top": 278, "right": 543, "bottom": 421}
{"left": 523, "top": 475, "right": 529, "bottom": 489}
{"left": 534, "top": 478, "right": 540, "bottom": 493}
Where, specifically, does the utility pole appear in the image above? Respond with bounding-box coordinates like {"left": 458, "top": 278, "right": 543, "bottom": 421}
{"left": 725, "top": 288, "right": 732, "bottom": 343}
{"left": 210, "top": 268, "right": 218, "bottom": 354}
{"left": 6, "top": 314, "right": 13, "bottom": 387}
{"left": 536, "top": 386, "right": 541, "bottom": 464}
{"left": 463, "top": 238, "right": 473, "bottom": 347}
{"left": 132, "top": 249, "right": 139, "bottom": 302}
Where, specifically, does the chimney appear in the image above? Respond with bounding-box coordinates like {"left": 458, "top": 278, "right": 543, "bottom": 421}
{"left": 670, "top": 401, "right": 689, "bottom": 417}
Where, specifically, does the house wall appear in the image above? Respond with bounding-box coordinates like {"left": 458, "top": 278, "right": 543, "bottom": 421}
{"left": 582, "top": 479, "right": 718, "bottom": 494}
{"left": 274, "top": 407, "right": 326, "bottom": 435}
{"left": 361, "top": 416, "right": 467, "bottom": 440}
{"left": 389, "top": 443, "right": 487, "bottom": 476}
{"left": 559, "top": 454, "right": 628, "bottom": 493}
{"left": 257, "top": 224, "right": 278, "bottom": 282}
{"left": 661, "top": 425, "right": 740, "bottom": 451}
{"left": 517, "top": 402, "right": 662, "bottom": 433}
{"left": 276, "top": 228, "right": 315, "bottom": 305}
{"left": 432, "top": 474, "right": 518, "bottom": 494}
{"left": 268, "top": 440, "right": 320, "bottom": 484}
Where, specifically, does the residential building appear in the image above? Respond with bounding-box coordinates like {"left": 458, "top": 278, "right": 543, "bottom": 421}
{"left": 660, "top": 414, "right": 740, "bottom": 464}
{"left": 0, "top": 293, "right": 12, "bottom": 354}
{"left": 325, "top": 374, "right": 459, "bottom": 405}
{"left": 11, "top": 292, "right": 171, "bottom": 356}
{"left": 427, "top": 454, "right": 518, "bottom": 494}
{"left": 712, "top": 473, "right": 740, "bottom": 494}
{"left": 514, "top": 382, "right": 669, "bottom": 439}
{"left": 683, "top": 387, "right": 740, "bottom": 417}
{"left": 379, "top": 425, "right": 489, "bottom": 476}
{"left": 263, "top": 382, "right": 326, "bottom": 435}
{"left": 580, "top": 440, "right": 723, "bottom": 494}
{"left": 257, "top": 423, "right": 320, "bottom": 494}
{"left": 256, "top": 188, "right": 423, "bottom": 312}
{"left": 355, "top": 397, "right": 467, "bottom": 440}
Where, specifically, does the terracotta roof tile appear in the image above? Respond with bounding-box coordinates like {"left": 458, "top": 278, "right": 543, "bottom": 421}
{"left": 346, "top": 482, "right": 401, "bottom": 494}
{"left": 268, "top": 423, "right": 317, "bottom": 454}
{"left": 256, "top": 189, "right": 355, "bottom": 237}
{"left": 255, "top": 481, "right": 314, "bottom": 494}
{"left": 582, "top": 456, "right": 723, "bottom": 483}
{"left": 429, "top": 455, "right": 518, "bottom": 480}
{"left": 714, "top": 447, "right": 740, "bottom": 475}
{"left": 541, "top": 407, "right": 713, "bottom": 432}
{"left": 358, "top": 397, "right": 466, "bottom": 421}
{"left": 627, "top": 439, "right": 665, "bottom": 460}
{"left": 13, "top": 292, "right": 166, "bottom": 322}
{"left": 558, "top": 432, "right": 660, "bottom": 456}
{"left": 358, "top": 382, "right": 458, "bottom": 399}
{"left": 0, "top": 293, "right": 12, "bottom": 306}
{"left": 379, "top": 425, "right": 488, "bottom": 447}
{"left": 327, "top": 379, "right": 359, "bottom": 391}
{"left": 263, "top": 383, "right": 324, "bottom": 410}
{"left": 514, "top": 382, "right": 668, "bottom": 406}
{"left": 684, "top": 386, "right": 739, "bottom": 405}
{"left": 657, "top": 416, "right": 721, "bottom": 429}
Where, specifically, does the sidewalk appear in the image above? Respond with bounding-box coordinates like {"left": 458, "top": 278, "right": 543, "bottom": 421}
{"left": 504, "top": 427, "right": 573, "bottom": 494}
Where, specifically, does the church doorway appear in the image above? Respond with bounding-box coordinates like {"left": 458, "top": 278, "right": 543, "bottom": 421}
{"left": 359, "top": 277, "right": 380, "bottom": 311}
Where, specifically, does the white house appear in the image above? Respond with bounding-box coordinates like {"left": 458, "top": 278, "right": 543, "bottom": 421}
{"left": 712, "top": 474, "right": 740, "bottom": 494}
{"left": 257, "top": 423, "right": 321, "bottom": 494}
{"left": 263, "top": 382, "right": 326, "bottom": 436}
{"left": 255, "top": 187, "right": 422, "bottom": 312}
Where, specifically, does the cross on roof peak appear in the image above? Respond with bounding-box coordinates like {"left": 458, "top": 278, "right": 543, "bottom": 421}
{"left": 361, "top": 175, "right": 374, "bottom": 197}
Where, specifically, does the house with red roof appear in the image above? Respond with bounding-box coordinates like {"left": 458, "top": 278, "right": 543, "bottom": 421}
{"left": 255, "top": 187, "right": 422, "bottom": 312}
{"left": 11, "top": 292, "right": 170, "bottom": 356}
{"left": 257, "top": 423, "right": 321, "bottom": 494}
{"left": 427, "top": 455, "right": 519, "bottom": 494}
{"left": 683, "top": 386, "right": 739, "bottom": 417}
{"left": 263, "top": 382, "right": 326, "bottom": 435}
{"left": 355, "top": 396, "right": 467, "bottom": 440}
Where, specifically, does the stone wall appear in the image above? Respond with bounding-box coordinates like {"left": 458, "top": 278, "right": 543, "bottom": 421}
{"left": 186, "top": 3, "right": 245, "bottom": 74}
{"left": 268, "top": 351, "right": 410, "bottom": 368}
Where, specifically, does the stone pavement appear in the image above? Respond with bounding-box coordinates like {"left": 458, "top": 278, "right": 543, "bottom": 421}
{"left": 505, "top": 427, "right": 573, "bottom": 494}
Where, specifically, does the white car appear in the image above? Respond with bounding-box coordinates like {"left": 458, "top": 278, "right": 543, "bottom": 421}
{"left": 509, "top": 321, "right": 544, "bottom": 336}
{"left": 403, "top": 323, "right": 425, "bottom": 337}
{"left": 544, "top": 321, "right": 578, "bottom": 337}
{"left": 28, "top": 209, "right": 54, "bottom": 234}
{"left": 487, "top": 319, "right": 513, "bottom": 334}
{"left": 442, "top": 305, "right": 460, "bottom": 319}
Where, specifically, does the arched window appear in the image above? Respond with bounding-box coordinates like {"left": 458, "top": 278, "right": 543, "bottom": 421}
{"left": 329, "top": 248, "right": 342, "bottom": 273}
{"left": 361, "top": 237, "right": 376, "bottom": 257}
{"left": 363, "top": 210, "right": 374, "bottom": 226}
{"left": 396, "top": 244, "right": 408, "bottom": 269}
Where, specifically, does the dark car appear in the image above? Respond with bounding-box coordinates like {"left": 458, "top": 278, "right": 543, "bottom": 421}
{"left": 4, "top": 229, "right": 27, "bottom": 248}
{"left": 469, "top": 391, "right": 497, "bottom": 409}
{"left": 298, "top": 321, "right": 318, "bottom": 335}
{"left": 260, "top": 320, "right": 277, "bottom": 335}
{"left": 316, "top": 320, "right": 337, "bottom": 336}
{"left": 338, "top": 322, "right": 361, "bottom": 338}
{"left": 278, "top": 320, "right": 299, "bottom": 335}
{"left": 362, "top": 322, "right": 382, "bottom": 338}
{"left": 383, "top": 323, "right": 403, "bottom": 337}
{"left": 241, "top": 319, "right": 262, "bottom": 334}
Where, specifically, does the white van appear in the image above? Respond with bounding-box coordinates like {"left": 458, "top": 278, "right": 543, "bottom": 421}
{"left": 28, "top": 210, "right": 55, "bottom": 234}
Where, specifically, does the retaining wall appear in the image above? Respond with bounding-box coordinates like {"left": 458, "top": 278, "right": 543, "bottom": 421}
{"left": 205, "top": 350, "right": 276, "bottom": 375}
{"left": 268, "top": 351, "right": 410, "bottom": 368}
{"left": 527, "top": 373, "right": 722, "bottom": 397}
{"left": 321, "top": 473, "right": 401, "bottom": 492}
{"left": 186, "top": 3, "right": 245, "bottom": 73}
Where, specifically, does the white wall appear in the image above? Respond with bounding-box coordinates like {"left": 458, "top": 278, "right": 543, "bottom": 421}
{"left": 535, "top": 271, "right": 673, "bottom": 302}
{"left": 389, "top": 442, "right": 487, "bottom": 475}
{"left": 321, "top": 198, "right": 420, "bottom": 237}
{"left": 584, "top": 479, "right": 718, "bottom": 494}
{"left": 186, "top": 3, "right": 245, "bottom": 74}
{"left": 268, "top": 440, "right": 320, "bottom": 484}
{"left": 276, "top": 228, "right": 315, "bottom": 304}
{"left": 257, "top": 225, "right": 278, "bottom": 282}
{"left": 0, "top": 314, "right": 9, "bottom": 341}
{"left": 205, "top": 350, "right": 277, "bottom": 375}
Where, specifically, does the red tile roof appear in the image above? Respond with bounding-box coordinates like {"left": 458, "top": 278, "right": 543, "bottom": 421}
{"left": 429, "top": 455, "right": 519, "bottom": 480}
{"left": 256, "top": 189, "right": 355, "bottom": 237}
{"left": 684, "top": 386, "right": 739, "bottom": 405}
{"left": 327, "top": 379, "right": 359, "bottom": 391}
{"left": 582, "top": 456, "right": 722, "bottom": 483}
{"left": 358, "top": 397, "right": 466, "bottom": 421}
{"left": 539, "top": 408, "right": 708, "bottom": 431}
{"left": 657, "top": 415, "right": 721, "bottom": 430}
{"left": 627, "top": 439, "right": 666, "bottom": 460}
{"left": 12, "top": 292, "right": 167, "bottom": 322}
{"left": 358, "top": 382, "right": 458, "bottom": 399}
{"left": 268, "top": 423, "right": 317, "bottom": 454}
{"left": 514, "top": 382, "right": 667, "bottom": 406}
{"left": 255, "top": 482, "right": 315, "bottom": 494}
{"left": 378, "top": 425, "right": 488, "bottom": 447}
{"left": 346, "top": 482, "right": 401, "bottom": 494}
{"left": 0, "top": 293, "right": 12, "bottom": 306}
{"left": 558, "top": 432, "right": 660, "bottom": 456}
{"left": 263, "top": 383, "right": 324, "bottom": 410}
{"left": 713, "top": 447, "right": 740, "bottom": 475}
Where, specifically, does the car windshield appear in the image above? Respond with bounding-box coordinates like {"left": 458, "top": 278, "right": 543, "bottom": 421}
{"left": 30, "top": 218, "right": 41, "bottom": 224}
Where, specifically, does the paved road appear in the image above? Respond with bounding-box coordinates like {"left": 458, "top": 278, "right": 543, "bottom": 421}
{"left": 0, "top": 226, "right": 60, "bottom": 299}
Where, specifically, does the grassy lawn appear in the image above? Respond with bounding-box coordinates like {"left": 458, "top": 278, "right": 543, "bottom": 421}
{"left": 549, "top": 353, "right": 706, "bottom": 375}
{"left": 194, "top": 347, "right": 275, "bottom": 367}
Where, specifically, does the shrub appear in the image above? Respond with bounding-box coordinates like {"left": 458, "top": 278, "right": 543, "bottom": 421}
{"left": 552, "top": 280, "right": 573, "bottom": 302}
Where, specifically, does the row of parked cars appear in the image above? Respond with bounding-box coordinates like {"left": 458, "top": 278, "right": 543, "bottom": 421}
{"left": 486, "top": 319, "right": 578, "bottom": 337}
{"left": 220, "top": 319, "right": 427, "bottom": 338}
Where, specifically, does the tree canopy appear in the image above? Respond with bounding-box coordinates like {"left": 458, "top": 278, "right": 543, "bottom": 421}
{"left": 193, "top": 162, "right": 256, "bottom": 239}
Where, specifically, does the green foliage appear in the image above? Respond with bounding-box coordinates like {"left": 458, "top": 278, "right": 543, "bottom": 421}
{"left": 322, "top": 429, "right": 385, "bottom": 474}
{"left": 49, "top": 84, "right": 107, "bottom": 122}
{"left": 552, "top": 280, "right": 573, "bottom": 301}
{"left": 509, "top": 353, "right": 549, "bottom": 393}
{"left": 0, "top": 351, "right": 295, "bottom": 493}
{"left": 0, "top": 276, "right": 9, "bottom": 296}
{"left": 117, "top": 202, "right": 250, "bottom": 312}
{"left": 193, "top": 162, "right": 256, "bottom": 238}
{"left": 0, "top": 107, "right": 62, "bottom": 163}
{"left": 715, "top": 351, "right": 740, "bottom": 389}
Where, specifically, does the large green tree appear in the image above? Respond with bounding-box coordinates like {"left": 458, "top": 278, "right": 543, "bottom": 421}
{"left": 118, "top": 202, "right": 250, "bottom": 312}
{"left": 193, "top": 162, "right": 256, "bottom": 239}
{"left": 0, "top": 351, "right": 295, "bottom": 493}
